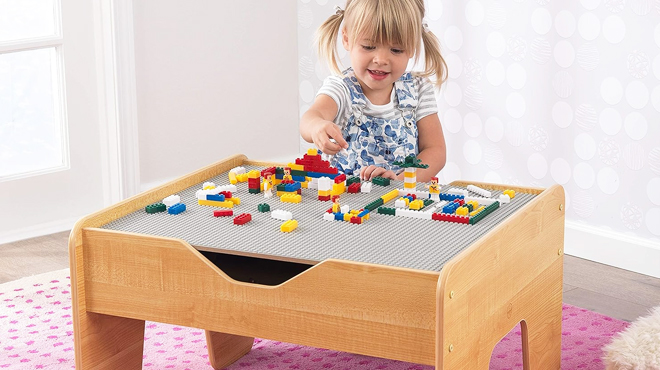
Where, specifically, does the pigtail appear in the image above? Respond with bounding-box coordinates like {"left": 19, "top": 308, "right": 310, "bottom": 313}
{"left": 420, "top": 29, "right": 448, "bottom": 88}
{"left": 315, "top": 9, "right": 345, "bottom": 76}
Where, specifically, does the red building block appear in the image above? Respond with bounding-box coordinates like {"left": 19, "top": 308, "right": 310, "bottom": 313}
{"left": 318, "top": 195, "right": 331, "bottom": 201}
{"left": 214, "top": 210, "right": 233, "bottom": 217}
{"left": 350, "top": 216, "right": 362, "bottom": 224}
{"left": 407, "top": 193, "right": 417, "bottom": 200}
{"left": 348, "top": 182, "right": 361, "bottom": 193}
{"left": 233, "top": 213, "right": 252, "bottom": 225}
{"left": 219, "top": 191, "right": 232, "bottom": 199}
{"left": 261, "top": 167, "right": 276, "bottom": 178}
{"left": 334, "top": 173, "right": 346, "bottom": 183}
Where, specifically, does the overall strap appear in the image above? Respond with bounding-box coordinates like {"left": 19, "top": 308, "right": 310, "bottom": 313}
{"left": 393, "top": 72, "right": 419, "bottom": 109}
{"left": 341, "top": 68, "right": 367, "bottom": 107}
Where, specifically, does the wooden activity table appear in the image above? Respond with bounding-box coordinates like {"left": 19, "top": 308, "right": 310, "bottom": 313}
{"left": 69, "top": 154, "right": 565, "bottom": 369}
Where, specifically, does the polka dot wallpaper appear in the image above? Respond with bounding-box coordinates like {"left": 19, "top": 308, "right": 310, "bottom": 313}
{"left": 297, "top": 0, "right": 660, "bottom": 241}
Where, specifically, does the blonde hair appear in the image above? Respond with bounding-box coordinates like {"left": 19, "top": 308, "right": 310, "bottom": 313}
{"left": 316, "top": 0, "right": 447, "bottom": 87}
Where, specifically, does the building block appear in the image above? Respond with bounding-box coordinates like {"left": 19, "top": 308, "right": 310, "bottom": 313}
{"left": 280, "top": 219, "right": 298, "bottom": 232}
{"left": 346, "top": 176, "right": 360, "bottom": 185}
{"left": 230, "top": 166, "right": 246, "bottom": 175}
{"left": 357, "top": 209, "right": 370, "bottom": 218}
{"left": 229, "top": 171, "right": 238, "bottom": 184}
{"left": 163, "top": 195, "right": 181, "bottom": 207}
{"left": 467, "top": 184, "right": 492, "bottom": 197}
{"left": 439, "top": 193, "right": 464, "bottom": 202}
{"left": 258, "top": 203, "right": 270, "bottom": 212}
{"left": 381, "top": 189, "right": 399, "bottom": 203}
{"left": 395, "top": 198, "right": 408, "bottom": 208}
{"left": 334, "top": 173, "right": 346, "bottom": 184}
{"left": 261, "top": 167, "right": 277, "bottom": 178}
{"left": 168, "top": 203, "right": 186, "bottom": 215}
{"left": 228, "top": 197, "right": 241, "bottom": 205}
{"left": 348, "top": 182, "right": 361, "bottom": 193}
{"left": 361, "top": 182, "right": 372, "bottom": 193}
{"left": 340, "top": 205, "right": 350, "bottom": 214}
{"left": 203, "top": 182, "right": 216, "bottom": 189}
{"left": 206, "top": 194, "right": 226, "bottom": 202}
{"left": 334, "top": 213, "right": 344, "bottom": 221}
{"left": 307, "top": 148, "right": 320, "bottom": 156}
{"left": 377, "top": 207, "right": 396, "bottom": 215}
{"left": 350, "top": 216, "right": 362, "bottom": 224}
{"left": 198, "top": 199, "right": 234, "bottom": 208}
{"left": 331, "top": 182, "right": 346, "bottom": 195}
{"left": 499, "top": 194, "right": 511, "bottom": 204}
{"left": 409, "top": 199, "right": 424, "bottom": 210}
{"left": 446, "top": 188, "right": 468, "bottom": 197}
{"left": 318, "top": 195, "right": 331, "bottom": 201}
{"left": 214, "top": 209, "right": 233, "bottom": 217}
{"left": 280, "top": 193, "right": 302, "bottom": 203}
{"left": 271, "top": 209, "right": 293, "bottom": 221}
{"left": 503, "top": 189, "right": 516, "bottom": 199}
{"left": 372, "top": 176, "right": 390, "bottom": 186}
{"left": 233, "top": 213, "right": 252, "bottom": 225}
{"left": 456, "top": 206, "right": 469, "bottom": 216}
{"left": 323, "top": 212, "right": 336, "bottom": 221}
{"left": 145, "top": 203, "right": 166, "bottom": 214}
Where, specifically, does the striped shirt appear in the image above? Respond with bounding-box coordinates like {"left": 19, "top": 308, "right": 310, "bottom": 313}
{"left": 317, "top": 74, "right": 439, "bottom": 128}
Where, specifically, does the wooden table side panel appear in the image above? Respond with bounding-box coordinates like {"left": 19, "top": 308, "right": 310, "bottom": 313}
{"left": 436, "top": 185, "right": 565, "bottom": 369}
{"left": 81, "top": 228, "right": 439, "bottom": 365}
{"left": 448, "top": 180, "right": 545, "bottom": 195}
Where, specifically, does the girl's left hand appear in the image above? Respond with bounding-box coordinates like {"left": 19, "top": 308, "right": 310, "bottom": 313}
{"left": 360, "top": 165, "right": 398, "bottom": 181}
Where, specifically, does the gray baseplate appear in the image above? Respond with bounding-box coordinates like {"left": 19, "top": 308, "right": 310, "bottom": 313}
{"left": 102, "top": 165, "right": 537, "bottom": 272}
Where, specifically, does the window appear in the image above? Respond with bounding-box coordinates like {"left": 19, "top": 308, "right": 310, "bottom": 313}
{"left": 0, "top": 0, "right": 67, "bottom": 180}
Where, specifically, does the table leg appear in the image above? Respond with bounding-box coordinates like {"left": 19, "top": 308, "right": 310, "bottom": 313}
{"left": 75, "top": 312, "right": 145, "bottom": 369}
{"left": 521, "top": 315, "right": 562, "bottom": 370}
{"left": 205, "top": 330, "right": 255, "bottom": 369}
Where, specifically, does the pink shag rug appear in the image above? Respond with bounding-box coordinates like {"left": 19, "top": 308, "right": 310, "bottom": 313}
{"left": 0, "top": 269, "right": 629, "bottom": 369}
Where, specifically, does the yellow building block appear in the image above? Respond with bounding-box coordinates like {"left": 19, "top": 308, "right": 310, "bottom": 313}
{"left": 280, "top": 219, "right": 298, "bottom": 232}
{"left": 280, "top": 193, "right": 302, "bottom": 203}
{"left": 468, "top": 200, "right": 479, "bottom": 209}
{"left": 287, "top": 163, "right": 305, "bottom": 171}
{"left": 456, "top": 206, "right": 469, "bottom": 216}
{"left": 343, "top": 213, "right": 352, "bottom": 222}
{"left": 228, "top": 197, "right": 240, "bottom": 205}
{"left": 403, "top": 182, "right": 416, "bottom": 189}
{"left": 277, "top": 191, "right": 298, "bottom": 197}
{"left": 409, "top": 199, "right": 424, "bottom": 210}
{"left": 381, "top": 189, "right": 399, "bottom": 203}
{"left": 503, "top": 189, "right": 516, "bottom": 199}
{"left": 307, "top": 148, "right": 319, "bottom": 156}
{"left": 331, "top": 182, "right": 345, "bottom": 196}
{"left": 228, "top": 171, "right": 237, "bottom": 184}
{"left": 470, "top": 205, "right": 485, "bottom": 216}
{"left": 198, "top": 199, "right": 233, "bottom": 208}
{"left": 247, "top": 170, "right": 261, "bottom": 179}
{"left": 318, "top": 189, "right": 331, "bottom": 196}
{"left": 404, "top": 171, "right": 416, "bottom": 178}
{"left": 300, "top": 181, "right": 308, "bottom": 189}
{"left": 236, "top": 173, "right": 248, "bottom": 182}
{"left": 203, "top": 184, "right": 216, "bottom": 190}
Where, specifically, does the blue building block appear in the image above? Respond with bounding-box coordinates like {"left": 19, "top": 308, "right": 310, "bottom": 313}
{"left": 306, "top": 171, "right": 338, "bottom": 179}
{"left": 206, "top": 194, "right": 225, "bottom": 201}
{"left": 357, "top": 209, "right": 370, "bottom": 218}
{"left": 440, "top": 193, "right": 465, "bottom": 201}
{"left": 292, "top": 175, "right": 306, "bottom": 182}
{"left": 442, "top": 202, "right": 459, "bottom": 214}
{"left": 334, "top": 212, "right": 344, "bottom": 221}
{"left": 168, "top": 203, "right": 187, "bottom": 215}
{"left": 284, "top": 182, "right": 301, "bottom": 192}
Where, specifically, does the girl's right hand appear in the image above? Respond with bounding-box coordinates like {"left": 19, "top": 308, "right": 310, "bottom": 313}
{"left": 311, "top": 120, "right": 349, "bottom": 155}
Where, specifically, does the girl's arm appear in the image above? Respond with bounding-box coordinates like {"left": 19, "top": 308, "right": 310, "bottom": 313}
{"left": 410, "top": 113, "right": 447, "bottom": 183}
{"left": 300, "top": 95, "right": 348, "bottom": 155}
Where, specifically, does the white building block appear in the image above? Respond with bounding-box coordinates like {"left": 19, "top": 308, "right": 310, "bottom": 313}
{"left": 446, "top": 188, "right": 468, "bottom": 197}
{"left": 318, "top": 176, "right": 333, "bottom": 191}
{"left": 465, "top": 196, "right": 499, "bottom": 206}
{"left": 395, "top": 208, "right": 433, "bottom": 220}
{"left": 499, "top": 194, "right": 511, "bottom": 204}
{"left": 214, "top": 184, "right": 237, "bottom": 194}
{"left": 395, "top": 199, "right": 407, "bottom": 208}
{"left": 229, "top": 166, "right": 245, "bottom": 175}
{"left": 202, "top": 182, "right": 216, "bottom": 189}
{"left": 196, "top": 189, "right": 213, "bottom": 200}
{"left": 404, "top": 176, "right": 416, "bottom": 183}
{"left": 307, "top": 178, "right": 318, "bottom": 189}
{"left": 340, "top": 205, "right": 350, "bottom": 214}
{"left": 360, "top": 181, "right": 372, "bottom": 193}
{"left": 323, "top": 212, "right": 336, "bottom": 221}
{"left": 271, "top": 209, "right": 293, "bottom": 221}
{"left": 467, "top": 184, "right": 492, "bottom": 197}
{"left": 163, "top": 195, "right": 181, "bottom": 207}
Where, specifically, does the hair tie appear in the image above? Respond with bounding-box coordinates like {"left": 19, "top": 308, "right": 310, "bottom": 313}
{"left": 334, "top": 5, "right": 344, "bottom": 16}
{"left": 422, "top": 22, "right": 430, "bottom": 33}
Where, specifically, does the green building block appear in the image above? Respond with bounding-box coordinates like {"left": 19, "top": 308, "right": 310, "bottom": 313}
{"left": 422, "top": 199, "right": 434, "bottom": 209}
{"left": 377, "top": 207, "right": 396, "bottom": 215}
{"left": 248, "top": 188, "right": 261, "bottom": 194}
{"left": 276, "top": 183, "right": 287, "bottom": 191}
{"left": 346, "top": 176, "right": 361, "bottom": 186}
{"left": 291, "top": 170, "right": 307, "bottom": 177}
{"left": 372, "top": 176, "right": 390, "bottom": 186}
{"left": 364, "top": 198, "right": 385, "bottom": 211}
{"left": 145, "top": 203, "right": 166, "bottom": 214}
{"left": 257, "top": 203, "right": 270, "bottom": 212}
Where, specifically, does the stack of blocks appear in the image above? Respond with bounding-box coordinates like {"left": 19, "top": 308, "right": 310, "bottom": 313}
{"left": 403, "top": 168, "right": 417, "bottom": 191}
{"left": 247, "top": 170, "right": 261, "bottom": 194}
{"left": 318, "top": 177, "right": 333, "bottom": 201}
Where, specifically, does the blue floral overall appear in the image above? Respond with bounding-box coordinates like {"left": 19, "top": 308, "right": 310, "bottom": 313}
{"left": 330, "top": 68, "right": 420, "bottom": 175}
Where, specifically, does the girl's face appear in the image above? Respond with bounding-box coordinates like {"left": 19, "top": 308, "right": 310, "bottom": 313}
{"left": 342, "top": 29, "right": 414, "bottom": 100}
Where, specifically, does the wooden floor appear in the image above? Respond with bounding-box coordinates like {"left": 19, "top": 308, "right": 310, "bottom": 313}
{"left": 1, "top": 232, "right": 659, "bottom": 322}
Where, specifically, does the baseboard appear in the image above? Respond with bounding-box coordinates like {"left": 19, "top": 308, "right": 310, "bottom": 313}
{"left": 0, "top": 217, "right": 78, "bottom": 245}
{"left": 565, "top": 220, "right": 660, "bottom": 279}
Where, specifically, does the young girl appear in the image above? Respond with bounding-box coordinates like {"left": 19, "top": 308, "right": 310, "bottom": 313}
{"left": 300, "top": 0, "right": 447, "bottom": 182}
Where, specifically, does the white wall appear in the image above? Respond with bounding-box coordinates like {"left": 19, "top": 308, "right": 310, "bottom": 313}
{"left": 133, "top": 1, "right": 300, "bottom": 189}
{"left": 297, "top": 1, "right": 660, "bottom": 277}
